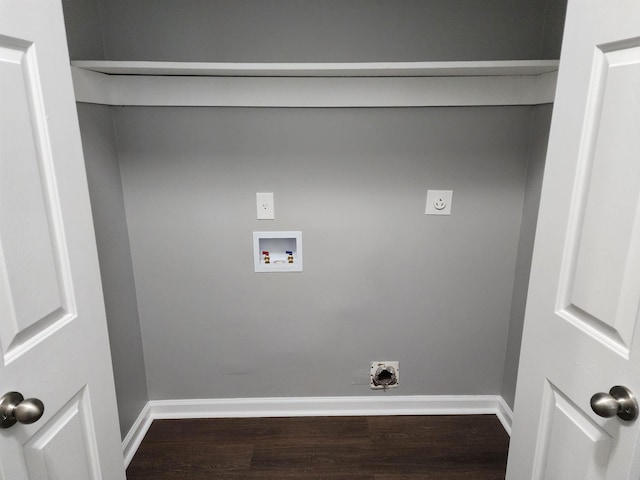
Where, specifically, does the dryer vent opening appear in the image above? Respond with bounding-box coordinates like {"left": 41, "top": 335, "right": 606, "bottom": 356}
{"left": 370, "top": 361, "right": 399, "bottom": 389}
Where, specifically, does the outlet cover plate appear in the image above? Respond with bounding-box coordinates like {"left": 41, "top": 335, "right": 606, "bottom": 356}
{"left": 257, "top": 192, "right": 275, "bottom": 219}
{"left": 426, "top": 190, "right": 453, "bottom": 215}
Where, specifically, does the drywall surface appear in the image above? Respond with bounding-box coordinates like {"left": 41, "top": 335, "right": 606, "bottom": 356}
{"left": 61, "top": 0, "right": 106, "bottom": 60}
{"left": 77, "top": 104, "right": 148, "bottom": 438}
{"left": 541, "top": 0, "right": 568, "bottom": 60}
{"left": 501, "top": 104, "right": 552, "bottom": 409}
{"left": 115, "top": 106, "right": 532, "bottom": 400}
{"left": 98, "top": 0, "right": 554, "bottom": 62}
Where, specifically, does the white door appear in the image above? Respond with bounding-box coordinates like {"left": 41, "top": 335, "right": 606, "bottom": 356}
{"left": 507, "top": 0, "right": 640, "bottom": 478}
{"left": 0, "top": 0, "right": 126, "bottom": 479}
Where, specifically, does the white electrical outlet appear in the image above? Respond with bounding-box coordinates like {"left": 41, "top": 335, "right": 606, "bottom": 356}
{"left": 425, "top": 190, "right": 453, "bottom": 215}
{"left": 256, "top": 192, "right": 275, "bottom": 220}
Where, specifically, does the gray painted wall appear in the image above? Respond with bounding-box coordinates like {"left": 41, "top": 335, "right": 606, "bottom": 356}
{"left": 77, "top": 104, "right": 148, "bottom": 437}
{"left": 62, "top": 0, "right": 562, "bottom": 421}
{"left": 61, "top": 0, "right": 106, "bottom": 60}
{"left": 501, "top": 104, "right": 553, "bottom": 409}
{"left": 540, "top": 0, "right": 568, "bottom": 59}
{"left": 98, "top": 0, "right": 561, "bottom": 62}
{"left": 115, "top": 106, "right": 532, "bottom": 400}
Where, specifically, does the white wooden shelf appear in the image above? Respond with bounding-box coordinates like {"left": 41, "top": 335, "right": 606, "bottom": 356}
{"left": 70, "top": 60, "right": 559, "bottom": 107}
{"left": 71, "top": 60, "right": 558, "bottom": 77}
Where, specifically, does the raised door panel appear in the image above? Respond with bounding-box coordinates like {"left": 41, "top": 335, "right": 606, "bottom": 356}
{"left": 533, "top": 383, "right": 612, "bottom": 480}
{"left": 23, "top": 388, "right": 100, "bottom": 480}
{"left": 0, "top": 35, "right": 75, "bottom": 364}
{"left": 557, "top": 41, "right": 640, "bottom": 358}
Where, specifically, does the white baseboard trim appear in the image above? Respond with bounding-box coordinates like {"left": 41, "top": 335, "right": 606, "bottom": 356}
{"left": 495, "top": 396, "right": 514, "bottom": 436}
{"left": 122, "top": 402, "right": 153, "bottom": 468}
{"left": 149, "top": 394, "right": 503, "bottom": 419}
{"left": 122, "top": 394, "right": 512, "bottom": 467}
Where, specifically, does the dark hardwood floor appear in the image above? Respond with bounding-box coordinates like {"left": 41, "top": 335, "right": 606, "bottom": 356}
{"left": 126, "top": 415, "right": 509, "bottom": 479}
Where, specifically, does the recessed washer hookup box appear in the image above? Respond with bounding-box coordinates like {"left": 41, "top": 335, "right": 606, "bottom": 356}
{"left": 253, "top": 231, "right": 302, "bottom": 272}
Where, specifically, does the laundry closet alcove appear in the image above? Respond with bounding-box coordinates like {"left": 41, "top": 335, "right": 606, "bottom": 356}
{"left": 61, "top": 0, "right": 566, "bottom": 464}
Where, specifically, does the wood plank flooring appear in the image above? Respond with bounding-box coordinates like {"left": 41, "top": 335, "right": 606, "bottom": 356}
{"left": 126, "top": 415, "right": 509, "bottom": 480}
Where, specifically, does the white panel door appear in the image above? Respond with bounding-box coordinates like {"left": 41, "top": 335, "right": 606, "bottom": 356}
{"left": 508, "top": 0, "right": 640, "bottom": 478}
{"left": 0, "top": 1, "right": 126, "bottom": 479}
